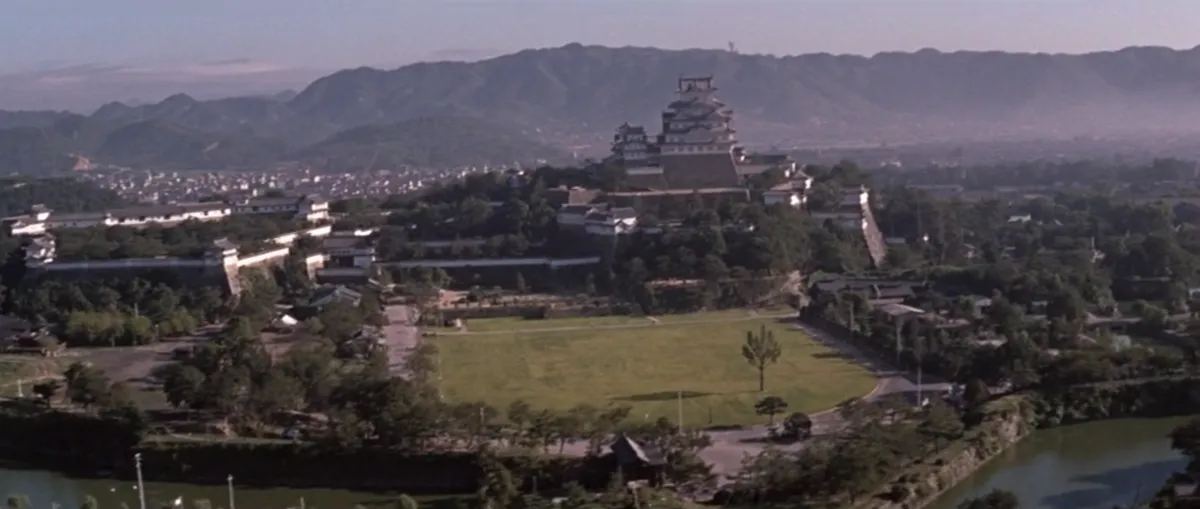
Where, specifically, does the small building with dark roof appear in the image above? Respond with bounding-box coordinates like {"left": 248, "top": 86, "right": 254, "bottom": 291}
{"left": 609, "top": 434, "right": 666, "bottom": 484}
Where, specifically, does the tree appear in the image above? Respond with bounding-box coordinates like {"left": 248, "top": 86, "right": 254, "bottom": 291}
{"left": 918, "top": 399, "right": 964, "bottom": 450}
{"left": 63, "top": 361, "right": 112, "bottom": 409}
{"left": 162, "top": 364, "right": 207, "bottom": 409}
{"left": 1171, "top": 417, "right": 1200, "bottom": 463}
{"left": 782, "top": 411, "right": 813, "bottom": 440}
{"left": 32, "top": 379, "right": 60, "bottom": 403}
{"left": 962, "top": 378, "right": 991, "bottom": 409}
{"left": 754, "top": 396, "right": 788, "bottom": 426}
{"left": 956, "top": 489, "right": 1019, "bottom": 509}
{"left": 742, "top": 324, "right": 782, "bottom": 391}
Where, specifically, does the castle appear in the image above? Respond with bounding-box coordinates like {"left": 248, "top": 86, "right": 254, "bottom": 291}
{"left": 597, "top": 76, "right": 887, "bottom": 266}
{"left": 608, "top": 76, "right": 798, "bottom": 192}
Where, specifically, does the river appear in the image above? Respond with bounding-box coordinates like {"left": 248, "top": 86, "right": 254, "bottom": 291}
{"left": 0, "top": 418, "right": 1191, "bottom": 509}
{"left": 927, "top": 418, "right": 1189, "bottom": 509}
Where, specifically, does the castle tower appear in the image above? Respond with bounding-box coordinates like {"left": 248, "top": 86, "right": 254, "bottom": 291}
{"left": 658, "top": 77, "right": 738, "bottom": 156}
{"left": 611, "top": 123, "right": 651, "bottom": 166}
{"left": 653, "top": 76, "right": 742, "bottom": 189}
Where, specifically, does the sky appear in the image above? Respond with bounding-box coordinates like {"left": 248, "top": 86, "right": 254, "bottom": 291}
{"left": 3, "top": 0, "right": 1200, "bottom": 109}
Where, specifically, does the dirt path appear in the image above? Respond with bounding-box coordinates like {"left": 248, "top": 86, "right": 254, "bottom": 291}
{"left": 445, "top": 311, "right": 796, "bottom": 336}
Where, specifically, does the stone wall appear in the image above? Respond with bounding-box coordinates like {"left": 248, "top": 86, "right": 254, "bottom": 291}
{"left": 860, "top": 397, "right": 1037, "bottom": 509}
{"left": 859, "top": 378, "right": 1200, "bottom": 509}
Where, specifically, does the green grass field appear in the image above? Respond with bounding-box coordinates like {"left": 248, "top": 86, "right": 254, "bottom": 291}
{"left": 0, "top": 356, "right": 62, "bottom": 397}
{"left": 463, "top": 315, "right": 652, "bottom": 332}
{"left": 460, "top": 308, "right": 797, "bottom": 333}
{"left": 436, "top": 318, "right": 876, "bottom": 427}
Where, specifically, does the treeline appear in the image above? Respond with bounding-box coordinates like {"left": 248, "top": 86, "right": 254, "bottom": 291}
{"left": 0, "top": 257, "right": 321, "bottom": 347}
{"left": 52, "top": 214, "right": 308, "bottom": 261}
{"left": 0, "top": 177, "right": 128, "bottom": 265}
{"left": 341, "top": 165, "right": 875, "bottom": 304}
{"left": 870, "top": 157, "right": 1199, "bottom": 190}
{"left": 806, "top": 292, "right": 1187, "bottom": 395}
{"left": 0, "top": 177, "right": 127, "bottom": 217}
{"left": 3, "top": 268, "right": 714, "bottom": 496}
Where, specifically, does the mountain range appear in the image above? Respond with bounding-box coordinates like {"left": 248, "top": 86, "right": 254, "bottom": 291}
{"left": 6, "top": 43, "right": 1200, "bottom": 172}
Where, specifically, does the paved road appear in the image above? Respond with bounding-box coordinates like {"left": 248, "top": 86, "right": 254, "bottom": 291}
{"left": 381, "top": 305, "right": 420, "bottom": 377}
{"left": 690, "top": 320, "right": 951, "bottom": 481}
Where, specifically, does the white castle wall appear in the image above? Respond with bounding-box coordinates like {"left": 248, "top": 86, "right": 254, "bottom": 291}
{"left": 236, "top": 247, "right": 292, "bottom": 268}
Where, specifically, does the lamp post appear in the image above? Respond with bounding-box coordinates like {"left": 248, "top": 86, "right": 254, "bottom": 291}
{"left": 135, "top": 453, "right": 146, "bottom": 509}
{"left": 227, "top": 475, "right": 235, "bottom": 509}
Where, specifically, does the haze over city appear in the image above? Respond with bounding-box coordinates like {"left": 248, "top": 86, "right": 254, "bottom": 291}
{"left": 6, "top": 0, "right": 1200, "bottom": 110}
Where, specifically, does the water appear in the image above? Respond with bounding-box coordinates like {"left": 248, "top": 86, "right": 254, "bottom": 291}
{"left": 0, "top": 466, "right": 410, "bottom": 509}
{"left": 927, "top": 418, "right": 1190, "bottom": 509}
{"left": 0, "top": 418, "right": 1190, "bottom": 509}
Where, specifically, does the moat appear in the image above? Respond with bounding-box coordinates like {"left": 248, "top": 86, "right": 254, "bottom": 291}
{"left": 0, "top": 418, "right": 1190, "bottom": 509}
{"left": 927, "top": 418, "right": 1188, "bottom": 509}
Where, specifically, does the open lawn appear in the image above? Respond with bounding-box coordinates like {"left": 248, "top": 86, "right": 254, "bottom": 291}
{"left": 436, "top": 318, "right": 875, "bottom": 427}
{"left": 0, "top": 356, "right": 63, "bottom": 397}
{"left": 463, "top": 315, "right": 652, "bottom": 332}
{"left": 459, "top": 308, "right": 797, "bottom": 333}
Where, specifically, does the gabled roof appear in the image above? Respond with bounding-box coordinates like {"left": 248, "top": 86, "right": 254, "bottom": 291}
{"left": 305, "top": 285, "right": 363, "bottom": 309}
{"left": 610, "top": 434, "right": 665, "bottom": 466}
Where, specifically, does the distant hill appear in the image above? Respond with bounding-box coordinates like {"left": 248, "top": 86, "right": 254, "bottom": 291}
{"left": 0, "top": 110, "right": 74, "bottom": 129}
{"left": 0, "top": 113, "right": 564, "bottom": 174}
{"left": 285, "top": 44, "right": 1200, "bottom": 144}
{"left": 0, "top": 126, "right": 77, "bottom": 175}
{"left": 8, "top": 44, "right": 1200, "bottom": 169}
{"left": 95, "top": 119, "right": 288, "bottom": 169}
{"left": 293, "top": 116, "right": 568, "bottom": 171}
{"left": 0, "top": 177, "right": 127, "bottom": 217}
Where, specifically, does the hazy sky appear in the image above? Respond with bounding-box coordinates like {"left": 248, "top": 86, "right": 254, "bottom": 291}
{"left": 6, "top": 0, "right": 1200, "bottom": 73}
{"left": 4, "top": 0, "right": 1200, "bottom": 110}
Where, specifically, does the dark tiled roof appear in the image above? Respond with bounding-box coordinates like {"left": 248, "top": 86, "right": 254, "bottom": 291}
{"left": 660, "top": 153, "right": 741, "bottom": 190}
{"left": 49, "top": 211, "right": 106, "bottom": 221}
{"left": 323, "top": 236, "right": 369, "bottom": 250}
{"left": 610, "top": 207, "right": 638, "bottom": 220}
{"left": 305, "top": 285, "right": 363, "bottom": 308}
{"left": 584, "top": 211, "right": 611, "bottom": 222}
{"left": 107, "top": 204, "right": 191, "bottom": 219}
{"left": 625, "top": 172, "right": 671, "bottom": 191}
{"left": 610, "top": 434, "right": 665, "bottom": 466}
{"left": 180, "top": 202, "right": 231, "bottom": 212}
